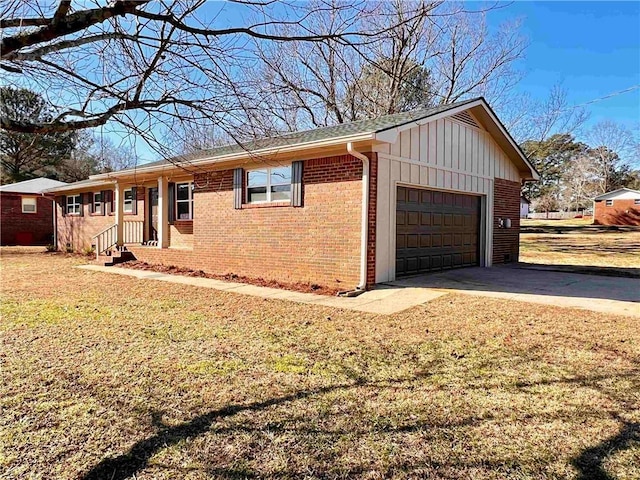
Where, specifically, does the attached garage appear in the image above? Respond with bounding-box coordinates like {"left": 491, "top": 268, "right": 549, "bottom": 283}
{"left": 395, "top": 186, "right": 480, "bottom": 276}
{"left": 374, "top": 98, "right": 539, "bottom": 283}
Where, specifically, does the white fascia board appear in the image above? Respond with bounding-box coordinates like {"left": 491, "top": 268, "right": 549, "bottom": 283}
{"left": 44, "top": 180, "right": 116, "bottom": 194}
{"left": 90, "top": 132, "right": 374, "bottom": 181}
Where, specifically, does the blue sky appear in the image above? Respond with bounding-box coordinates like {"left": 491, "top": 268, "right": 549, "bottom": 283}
{"left": 487, "top": 1, "right": 640, "bottom": 132}
{"left": 103, "top": 1, "right": 640, "bottom": 162}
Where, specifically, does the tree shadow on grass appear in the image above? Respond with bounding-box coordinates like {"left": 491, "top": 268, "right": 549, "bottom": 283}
{"left": 81, "top": 382, "right": 357, "bottom": 480}
{"left": 573, "top": 418, "right": 639, "bottom": 480}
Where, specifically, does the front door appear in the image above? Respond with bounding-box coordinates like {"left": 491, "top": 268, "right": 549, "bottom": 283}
{"left": 149, "top": 187, "right": 158, "bottom": 241}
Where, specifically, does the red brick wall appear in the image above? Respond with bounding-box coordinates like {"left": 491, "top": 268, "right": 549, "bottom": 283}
{"left": 594, "top": 199, "right": 640, "bottom": 225}
{"left": 493, "top": 178, "right": 521, "bottom": 264}
{"left": 132, "top": 155, "right": 365, "bottom": 289}
{"left": 56, "top": 189, "right": 145, "bottom": 251}
{"left": 0, "top": 193, "right": 54, "bottom": 245}
{"left": 169, "top": 221, "right": 194, "bottom": 249}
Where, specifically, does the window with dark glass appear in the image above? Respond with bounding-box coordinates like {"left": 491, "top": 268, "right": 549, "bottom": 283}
{"left": 176, "top": 182, "right": 194, "bottom": 219}
{"left": 246, "top": 165, "right": 291, "bottom": 203}
{"left": 66, "top": 194, "right": 81, "bottom": 215}
{"left": 93, "top": 192, "right": 103, "bottom": 214}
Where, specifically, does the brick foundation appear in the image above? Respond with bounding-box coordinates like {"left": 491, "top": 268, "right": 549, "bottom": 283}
{"left": 493, "top": 178, "right": 521, "bottom": 264}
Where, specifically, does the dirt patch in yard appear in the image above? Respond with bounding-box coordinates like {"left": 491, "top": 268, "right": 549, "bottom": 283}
{"left": 116, "top": 260, "right": 341, "bottom": 296}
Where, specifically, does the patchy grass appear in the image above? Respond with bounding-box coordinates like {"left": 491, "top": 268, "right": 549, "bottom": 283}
{"left": 1, "top": 248, "right": 639, "bottom": 480}
{"left": 520, "top": 226, "right": 640, "bottom": 269}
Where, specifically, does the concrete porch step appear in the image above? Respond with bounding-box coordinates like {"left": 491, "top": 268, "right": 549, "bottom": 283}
{"left": 100, "top": 246, "right": 135, "bottom": 266}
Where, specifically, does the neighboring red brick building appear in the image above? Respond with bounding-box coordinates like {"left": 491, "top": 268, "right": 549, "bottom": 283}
{"left": 46, "top": 98, "right": 538, "bottom": 291}
{"left": 0, "top": 178, "right": 67, "bottom": 245}
{"left": 593, "top": 188, "right": 640, "bottom": 226}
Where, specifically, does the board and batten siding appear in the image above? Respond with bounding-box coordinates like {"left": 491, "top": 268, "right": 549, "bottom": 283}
{"left": 374, "top": 114, "right": 521, "bottom": 283}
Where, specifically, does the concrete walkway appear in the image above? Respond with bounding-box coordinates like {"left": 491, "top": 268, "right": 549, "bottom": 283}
{"left": 77, "top": 265, "right": 445, "bottom": 314}
{"left": 77, "top": 264, "right": 640, "bottom": 318}
{"left": 388, "top": 265, "right": 640, "bottom": 318}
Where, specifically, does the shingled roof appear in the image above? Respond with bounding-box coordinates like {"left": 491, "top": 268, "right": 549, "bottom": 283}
{"left": 104, "top": 98, "right": 482, "bottom": 175}
{"left": 0, "top": 178, "right": 67, "bottom": 194}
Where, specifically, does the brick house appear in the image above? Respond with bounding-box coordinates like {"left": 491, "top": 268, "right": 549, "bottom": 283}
{"left": 593, "top": 188, "right": 640, "bottom": 226}
{"left": 0, "top": 178, "right": 67, "bottom": 245}
{"left": 45, "top": 98, "right": 538, "bottom": 291}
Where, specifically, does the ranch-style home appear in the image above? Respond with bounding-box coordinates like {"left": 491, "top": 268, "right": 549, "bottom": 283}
{"left": 45, "top": 98, "right": 538, "bottom": 291}
{"left": 593, "top": 188, "right": 640, "bottom": 226}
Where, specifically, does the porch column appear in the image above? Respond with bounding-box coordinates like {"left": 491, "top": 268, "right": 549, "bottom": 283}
{"left": 115, "top": 183, "right": 124, "bottom": 246}
{"left": 157, "top": 176, "right": 169, "bottom": 248}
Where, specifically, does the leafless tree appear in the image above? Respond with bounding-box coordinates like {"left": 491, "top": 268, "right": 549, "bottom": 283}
{"left": 586, "top": 120, "right": 639, "bottom": 194}
{"left": 560, "top": 154, "right": 599, "bottom": 212}
{"left": 1, "top": 0, "right": 433, "bottom": 159}
{"left": 240, "top": 1, "right": 528, "bottom": 133}
{"left": 505, "top": 85, "right": 589, "bottom": 144}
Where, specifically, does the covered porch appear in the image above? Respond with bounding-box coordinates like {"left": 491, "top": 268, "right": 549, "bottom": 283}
{"left": 92, "top": 175, "right": 194, "bottom": 259}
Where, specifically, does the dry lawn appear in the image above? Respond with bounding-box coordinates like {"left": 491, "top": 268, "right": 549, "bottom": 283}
{"left": 521, "top": 222, "right": 640, "bottom": 269}
{"left": 1, "top": 248, "right": 639, "bottom": 480}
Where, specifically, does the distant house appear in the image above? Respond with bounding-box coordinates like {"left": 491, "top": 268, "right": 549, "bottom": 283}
{"left": 45, "top": 98, "right": 538, "bottom": 290}
{"left": 593, "top": 188, "right": 640, "bottom": 226}
{"left": 520, "top": 196, "right": 530, "bottom": 219}
{"left": 0, "top": 178, "right": 68, "bottom": 245}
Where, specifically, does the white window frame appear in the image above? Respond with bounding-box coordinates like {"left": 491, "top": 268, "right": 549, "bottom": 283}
{"left": 246, "top": 165, "right": 292, "bottom": 204}
{"left": 21, "top": 196, "right": 37, "bottom": 214}
{"left": 123, "top": 188, "right": 133, "bottom": 213}
{"left": 66, "top": 194, "right": 81, "bottom": 215}
{"left": 635, "top": 199, "right": 640, "bottom": 205}
{"left": 93, "top": 191, "right": 103, "bottom": 214}
{"left": 175, "top": 182, "right": 194, "bottom": 220}
{"left": 605, "top": 199, "right": 613, "bottom": 206}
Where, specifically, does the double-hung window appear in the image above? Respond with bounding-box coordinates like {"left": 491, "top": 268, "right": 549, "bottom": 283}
{"left": 635, "top": 199, "right": 640, "bottom": 205}
{"left": 93, "top": 191, "right": 103, "bottom": 214}
{"left": 176, "top": 182, "right": 194, "bottom": 220}
{"left": 123, "top": 188, "right": 134, "bottom": 213}
{"left": 66, "top": 194, "right": 81, "bottom": 215}
{"left": 605, "top": 199, "right": 613, "bottom": 206}
{"left": 246, "top": 165, "right": 291, "bottom": 203}
{"left": 21, "top": 197, "right": 37, "bottom": 213}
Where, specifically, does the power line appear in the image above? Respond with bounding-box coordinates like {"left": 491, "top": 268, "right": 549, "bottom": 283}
{"left": 567, "top": 84, "right": 640, "bottom": 111}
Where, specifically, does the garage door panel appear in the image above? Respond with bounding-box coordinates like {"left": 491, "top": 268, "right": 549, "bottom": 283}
{"left": 407, "top": 211, "right": 419, "bottom": 225}
{"left": 396, "top": 187, "right": 480, "bottom": 276}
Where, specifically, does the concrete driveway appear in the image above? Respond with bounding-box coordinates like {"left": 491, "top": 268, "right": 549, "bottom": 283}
{"left": 387, "top": 265, "right": 640, "bottom": 318}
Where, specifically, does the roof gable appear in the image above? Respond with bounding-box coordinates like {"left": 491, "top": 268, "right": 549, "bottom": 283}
{"left": 374, "top": 98, "right": 538, "bottom": 181}
{"left": 594, "top": 188, "right": 640, "bottom": 200}
{"left": 0, "top": 178, "right": 67, "bottom": 194}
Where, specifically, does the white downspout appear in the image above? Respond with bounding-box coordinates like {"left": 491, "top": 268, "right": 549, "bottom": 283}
{"left": 347, "top": 142, "right": 370, "bottom": 291}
